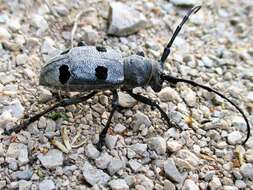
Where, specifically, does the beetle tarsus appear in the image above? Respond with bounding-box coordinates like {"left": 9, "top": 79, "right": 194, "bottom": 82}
{"left": 4, "top": 92, "right": 97, "bottom": 135}
{"left": 96, "top": 90, "right": 119, "bottom": 151}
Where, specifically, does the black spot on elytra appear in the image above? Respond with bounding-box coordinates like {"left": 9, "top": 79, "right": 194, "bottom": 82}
{"left": 59, "top": 65, "right": 70, "bottom": 84}
{"left": 96, "top": 46, "right": 107, "bottom": 52}
{"left": 95, "top": 66, "right": 108, "bottom": 80}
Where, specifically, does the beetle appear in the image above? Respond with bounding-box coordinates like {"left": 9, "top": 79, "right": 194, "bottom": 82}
{"left": 7, "top": 6, "right": 250, "bottom": 149}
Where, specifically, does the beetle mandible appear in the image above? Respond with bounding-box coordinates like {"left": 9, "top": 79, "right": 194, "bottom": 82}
{"left": 7, "top": 6, "right": 251, "bottom": 149}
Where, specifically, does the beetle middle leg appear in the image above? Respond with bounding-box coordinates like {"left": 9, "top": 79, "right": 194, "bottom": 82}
{"left": 127, "top": 90, "right": 181, "bottom": 130}
{"left": 96, "top": 90, "right": 119, "bottom": 150}
{"left": 5, "top": 91, "right": 97, "bottom": 135}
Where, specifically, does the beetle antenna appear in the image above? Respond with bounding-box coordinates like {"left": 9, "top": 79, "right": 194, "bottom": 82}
{"left": 161, "top": 74, "right": 251, "bottom": 145}
{"left": 160, "top": 5, "right": 201, "bottom": 68}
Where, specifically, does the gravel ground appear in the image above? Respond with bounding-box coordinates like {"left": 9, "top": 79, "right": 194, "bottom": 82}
{"left": 0, "top": 0, "right": 253, "bottom": 189}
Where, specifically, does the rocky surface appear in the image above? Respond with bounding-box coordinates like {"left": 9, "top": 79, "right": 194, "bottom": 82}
{"left": 0, "top": 0, "right": 252, "bottom": 189}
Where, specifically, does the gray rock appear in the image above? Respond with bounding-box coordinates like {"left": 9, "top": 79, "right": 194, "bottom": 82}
{"left": 105, "top": 134, "right": 118, "bottom": 149}
{"left": 164, "top": 179, "right": 176, "bottom": 190}
{"left": 109, "top": 179, "right": 129, "bottom": 190}
{"left": 204, "top": 171, "right": 215, "bottom": 182}
{"left": 53, "top": 5, "right": 69, "bottom": 16}
{"left": 245, "top": 136, "right": 253, "bottom": 149}
{"left": 177, "top": 149, "right": 200, "bottom": 167}
{"left": 164, "top": 158, "right": 183, "bottom": 183}
{"left": 41, "top": 37, "right": 61, "bottom": 62}
{"left": 39, "top": 179, "right": 55, "bottom": 190}
{"left": 136, "top": 174, "right": 154, "bottom": 190}
{"left": 130, "top": 143, "right": 147, "bottom": 155}
{"left": 245, "top": 149, "right": 253, "bottom": 163}
{"left": 181, "top": 88, "right": 197, "bottom": 107}
{"left": 0, "top": 73, "right": 15, "bottom": 84}
{"left": 171, "top": 0, "right": 201, "bottom": 6}
{"left": 6, "top": 143, "right": 29, "bottom": 165}
{"left": 4, "top": 99, "right": 24, "bottom": 119}
{"left": 227, "top": 131, "right": 242, "bottom": 145}
{"left": 38, "top": 149, "right": 63, "bottom": 169}
{"left": 158, "top": 87, "right": 181, "bottom": 103}
{"left": 8, "top": 18, "right": 21, "bottom": 32}
{"left": 133, "top": 111, "right": 151, "bottom": 128}
{"left": 16, "top": 54, "right": 28, "bottom": 65}
{"left": 83, "top": 26, "right": 98, "bottom": 45}
{"left": 107, "top": 158, "right": 125, "bottom": 175}
{"left": 82, "top": 161, "right": 110, "bottom": 185}
{"left": 182, "top": 179, "right": 199, "bottom": 190}
{"left": 240, "top": 163, "right": 253, "bottom": 180}
{"left": 85, "top": 144, "right": 100, "bottom": 159}
{"left": 18, "top": 180, "right": 32, "bottom": 190}
{"left": 167, "top": 141, "right": 182, "bottom": 153}
{"left": 108, "top": 2, "right": 147, "bottom": 36}
{"left": 31, "top": 14, "right": 48, "bottom": 32}
{"left": 114, "top": 123, "right": 127, "bottom": 133}
{"left": 0, "top": 180, "right": 6, "bottom": 189}
{"left": 118, "top": 92, "right": 137, "bottom": 108}
{"left": 223, "top": 186, "right": 238, "bottom": 190}
{"left": 95, "top": 152, "right": 112, "bottom": 169}
{"left": 16, "top": 169, "right": 33, "bottom": 180}
{"left": 235, "top": 180, "right": 246, "bottom": 189}
{"left": 128, "top": 160, "right": 142, "bottom": 172}
{"left": 209, "top": 176, "right": 222, "bottom": 190}
{"left": 38, "top": 86, "right": 53, "bottom": 103}
{"left": 147, "top": 136, "right": 166, "bottom": 155}
{"left": 202, "top": 56, "right": 214, "bottom": 68}
{"left": 0, "top": 27, "right": 11, "bottom": 40}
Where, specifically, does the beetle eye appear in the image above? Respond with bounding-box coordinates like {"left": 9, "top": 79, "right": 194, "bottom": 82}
{"left": 95, "top": 66, "right": 108, "bottom": 80}
{"left": 59, "top": 65, "right": 70, "bottom": 84}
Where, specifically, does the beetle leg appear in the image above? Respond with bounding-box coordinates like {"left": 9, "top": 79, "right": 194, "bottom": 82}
{"left": 96, "top": 90, "right": 119, "bottom": 150}
{"left": 5, "top": 91, "right": 97, "bottom": 135}
{"left": 127, "top": 90, "right": 181, "bottom": 130}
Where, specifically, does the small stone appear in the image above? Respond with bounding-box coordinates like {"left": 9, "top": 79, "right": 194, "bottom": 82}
{"left": 209, "top": 176, "right": 222, "bottom": 190}
{"left": 38, "top": 149, "right": 63, "bottom": 169}
{"left": 128, "top": 160, "right": 142, "bottom": 172}
{"left": 16, "top": 54, "right": 28, "bottom": 65}
{"left": 0, "top": 27, "right": 11, "bottom": 40}
{"left": 38, "top": 87, "right": 53, "bottom": 103}
{"left": 0, "top": 73, "right": 15, "bottom": 84}
{"left": 0, "top": 180, "right": 6, "bottom": 189}
{"left": 83, "top": 26, "right": 98, "bottom": 45}
{"left": 158, "top": 87, "right": 181, "bottom": 103}
{"left": 31, "top": 15, "right": 48, "bottom": 32}
{"left": 4, "top": 99, "right": 24, "bottom": 119}
{"left": 41, "top": 37, "right": 61, "bottom": 62}
{"left": 109, "top": 179, "right": 129, "bottom": 190}
{"left": 245, "top": 149, "right": 253, "bottom": 163}
{"left": 95, "top": 152, "right": 112, "bottom": 169}
{"left": 133, "top": 111, "right": 151, "bottom": 128}
{"left": 204, "top": 171, "right": 215, "bottom": 182}
{"left": 18, "top": 180, "right": 32, "bottom": 190}
{"left": 53, "top": 5, "right": 69, "bottom": 16}
{"left": 114, "top": 123, "right": 126, "bottom": 133}
{"left": 92, "top": 103, "right": 105, "bottom": 114}
{"left": 223, "top": 186, "right": 238, "bottom": 190}
{"left": 107, "top": 158, "right": 125, "bottom": 175}
{"left": 108, "top": 2, "right": 147, "bottom": 36}
{"left": 85, "top": 144, "right": 100, "bottom": 159}
{"left": 240, "top": 163, "right": 253, "bottom": 180}
{"left": 235, "top": 180, "right": 246, "bottom": 189}
{"left": 147, "top": 136, "right": 166, "bottom": 155}
{"left": 177, "top": 149, "right": 200, "bottom": 167}
{"left": 227, "top": 131, "right": 242, "bottom": 145}
{"left": 118, "top": 92, "right": 137, "bottom": 108}
{"left": 164, "top": 158, "right": 183, "bottom": 183}
{"left": 167, "top": 141, "right": 182, "bottom": 152}
{"left": 39, "top": 179, "right": 55, "bottom": 190}
{"left": 16, "top": 169, "right": 33, "bottom": 180}
{"left": 6, "top": 143, "right": 29, "bottom": 166}
{"left": 130, "top": 143, "right": 147, "bottom": 155}
{"left": 181, "top": 88, "right": 197, "bottom": 107}
{"left": 105, "top": 134, "right": 118, "bottom": 149}
{"left": 8, "top": 18, "right": 21, "bottom": 31}
{"left": 164, "top": 180, "right": 176, "bottom": 190}
{"left": 82, "top": 161, "right": 110, "bottom": 185}
{"left": 24, "top": 68, "right": 36, "bottom": 79}
{"left": 202, "top": 56, "right": 214, "bottom": 68}
{"left": 136, "top": 174, "right": 154, "bottom": 190}
{"left": 182, "top": 179, "right": 199, "bottom": 190}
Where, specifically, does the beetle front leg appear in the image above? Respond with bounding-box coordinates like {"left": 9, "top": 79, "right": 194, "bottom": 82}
{"left": 5, "top": 91, "right": 97, "bottom": 135}
{"left": 127, "top": 90, "right": 181, "bottom": 130}
{"left": 96, "top": 90, "right": 119, "bottom": 150}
